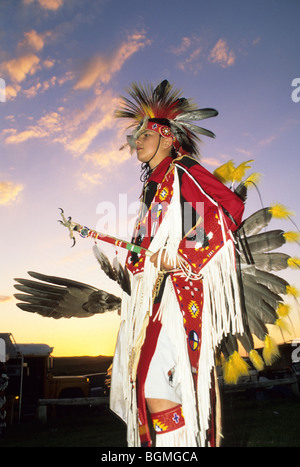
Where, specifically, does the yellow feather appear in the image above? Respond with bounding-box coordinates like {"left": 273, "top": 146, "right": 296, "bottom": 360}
{"left": 283, "top": 231, "right": 300, "bottom": 243}
{"left": 141, "top": 104, "right": 155, "bottom": 118}
{"left": 269, "top": 203, "right": 294, "bottom": 219}
{"left": 249, "top": 349, "right": 264, "bottom": 371}
{"left": 262, "top": 335, "right": 280, "bottom": 366}
{"left": 276, "top": 302, "right": 291, "bottom": 317}
{"left": 243, "top": 172, "right": 261, "bottom": 188}
{"left": 287, "top": 257, "right": 300, "bottom": 269}
{"left": 213, "top": 160, "right": 235, "bottom": 183}
{"left": 232, "top": 160, "right": 254, "bottom": 182}
{"left": 276, "top": 318, "right": 292, "bottom": 334}
{"left": 286, "top": 285, "right": 300, "bottom": 298}
{"left": 223, "top": 351, "right": 249, "bottom": 385}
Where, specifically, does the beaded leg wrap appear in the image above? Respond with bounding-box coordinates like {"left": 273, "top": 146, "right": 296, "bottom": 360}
{"left": 151, "top": 404, "right": 185, "bottom": 435}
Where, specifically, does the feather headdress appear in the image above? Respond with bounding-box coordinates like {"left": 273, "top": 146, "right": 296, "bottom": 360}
{"left": 115, "top": 80, "right": 218, "bottom": 156}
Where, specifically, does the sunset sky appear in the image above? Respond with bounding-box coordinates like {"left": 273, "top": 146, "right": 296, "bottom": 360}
{"left": 1, "top": 0, "right": 300, "bottom": 357}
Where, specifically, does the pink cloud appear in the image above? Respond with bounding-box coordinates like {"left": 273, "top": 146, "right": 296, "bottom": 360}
{"left": 74, "top": 31, "right": 151, "bottom": 90}
{"left": 208, "top": 39, "right": 236, "bottom": 68}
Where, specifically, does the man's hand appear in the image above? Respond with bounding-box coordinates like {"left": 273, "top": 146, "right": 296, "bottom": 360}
{"left": 150, "top": 249, "right": 180, "bottom": 271}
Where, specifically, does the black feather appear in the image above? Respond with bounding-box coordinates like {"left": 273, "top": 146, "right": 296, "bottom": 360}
{"left": 92, "top": 245, "right": 131, "bottom": 295}
{"left": 238, "top": 207, "right": 272, "bottom": 236}
{"left": 174, "top": 108, "right": 218, "bottom": 122}
{"left": 245, "top": 252, "right": 290, "bottom": 272}
{"left": 243, "top": 267, "right": 289, "bottom": 296}
{"left": 14, "top": 271, "right": 121, "bottom": 319}
{"left": 239, "top": 230, "right": 286, "bottom": 255}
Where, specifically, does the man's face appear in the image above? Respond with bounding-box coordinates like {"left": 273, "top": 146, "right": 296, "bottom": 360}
{"left": 135, "top": 130, "right": 161, "bottom": 164}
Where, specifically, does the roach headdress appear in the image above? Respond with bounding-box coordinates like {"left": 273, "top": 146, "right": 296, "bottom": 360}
{"left": 115, "top": 80, "right": 218, "bottom": 156}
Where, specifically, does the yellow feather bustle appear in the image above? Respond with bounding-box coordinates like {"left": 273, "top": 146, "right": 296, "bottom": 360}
{"left": 243, "top": 172, "right": 261, "bottom": 188}
{"left": 275, "top": 318, "right": 292, "bottom": 334}
{"left": 213, "top": 160, "right": 235, "bottom": 184}
{"left": 283, "top": 231, "right": 300, "bottom": 243}
{"left": 232, "top": 160, "right": 254, "bottom": 183}
{"left": 213, "top": 159, "right": 254, "bottom": 185}
{"left": 249, "top": 349, "right": 264, "bottom": 372}
{"left": 269, "top": 203, "right": 294, "bottom": 219}
{"left": 277, "top": 302, "right": 291, "bottom": 318}
{"left": 287, "top": 257, "right": 300, "bottom": 269}
{"left": 223, "top": 351, "right": 249, "bottom": 385}
{"left": 286, "top": 285, "right": 300, "bottom": 298}
{"left": 262, "top": 335, "right": 280, "bottom": 366}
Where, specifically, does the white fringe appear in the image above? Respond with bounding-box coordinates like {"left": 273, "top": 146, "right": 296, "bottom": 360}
{"left": 196, "top": 238, "right": 244, "bottom": 446}
{"left": 155, "top": 425, "right": 198, "bottom": 448}
{"left": 154, "top": 276, "right": 200, "bottom": 444}
{"left": 110, "top": 167, "right": 183, "bottom": 447}
{"left": 152, "top": 171, "right": 244, "bottom": 446}
{"left": 110, "top": 165, "right": 244, "bottom": 447}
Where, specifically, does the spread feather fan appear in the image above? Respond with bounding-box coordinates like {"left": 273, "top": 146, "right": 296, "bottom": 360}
{"left": 214, "top": 160, "right": 300, "bottom": 383}
{"left": 14, "top": 246, "right": 130, "bottom": 319}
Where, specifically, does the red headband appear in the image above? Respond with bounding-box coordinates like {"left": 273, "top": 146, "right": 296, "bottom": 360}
{"left": 145, "top": 121, "right": 180, "bottom": 151}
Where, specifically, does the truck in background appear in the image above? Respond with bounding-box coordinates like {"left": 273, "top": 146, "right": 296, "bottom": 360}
{"left": 0, "top": 333, "right": 90, "bottom": 423}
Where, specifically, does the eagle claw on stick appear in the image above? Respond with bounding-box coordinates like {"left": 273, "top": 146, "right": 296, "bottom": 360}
{"left": 58, "top": 208, "right": 76, "bottom": 247}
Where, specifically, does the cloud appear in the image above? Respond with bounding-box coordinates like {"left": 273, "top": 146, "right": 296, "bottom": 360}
{"left": 23, "top": 0, "right": 64, "bottom": 10}
{"left": 58, "top": 89, "right": 119, "bottom": 156}
{"left": 18, "top": 30, "right": 45, "bottom": 52}
{"left": 5, "top": 83, "right": 22, "bottom": 101}
{"left": 85, "top": 145, "right": 130, "bottom": 169}
{"left": 2, "top": 54, "right": 40, "bottom": 83}
{"left": 78, "top": 172, "right": 104, "bottom": 188}
{"left": 178, "top": 47, "right": 203, "bottom": 73}
{"left": 236, "top": 148, "right": 253, "bottom": 157}
{"left": 170, "top": 36, "right": 236, "bottom": 72}
{"left": 208, "top": 39, "right": 236, "bottom": 68}
{"left": 43, "top": 59, "right": 55, "bottom": 69}
{"left": 257, "top": 120, "right": 298, "bottom": 148}
{"left": 1, "top": 30, "right": 150, "bottom": 161}
{"left": 259, "top": 134, "right": 277, "bottom": 147}
{"left": 23, "top": 82, "right": 42, "bottom": 98}
{"left": 169, "top": 37, "right": 192, "bottom": 55}
{"left": 170, "top": 35, "right": 204, "bottom": 73}
{"left": 77, "top": 144, "right": 131, "bottom": 190}
{"left": 2, "top": 89, "right": 118, "bottom": 158}
{"left": 74, "top": 31, "right": 151, "bottom": 90}
{"left": 3, "top": 110, "right": 63, "bottom": 144}
{"left": 65, "top": 118, "right": 113, "bottom": 156}
{"left": 201, "top": 157, "right": 223, "bottom": 167}
{"left": 253, "top": 37, "right": 261, "bottom": 46}
{"left": 0, "top": 29, "right": 54, "bottom": 90}
{"left": 0, "top": 181, "right": 24, "bottom": 205}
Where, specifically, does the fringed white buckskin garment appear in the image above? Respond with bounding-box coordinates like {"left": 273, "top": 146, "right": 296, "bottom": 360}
{"left": 110, "top": 163, "right": 244, "bottom": 446}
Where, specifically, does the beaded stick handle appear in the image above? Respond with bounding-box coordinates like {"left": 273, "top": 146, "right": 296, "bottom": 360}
{"left": 58, "top": 208, "right": 153, "bottom": 257}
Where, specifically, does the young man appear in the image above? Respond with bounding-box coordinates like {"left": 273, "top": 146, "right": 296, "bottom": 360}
{"left": 110, "top": 81, "right": 245, "bottom": 447}
{"left": 12, "top": 81, "right": 296, "bottom": 447}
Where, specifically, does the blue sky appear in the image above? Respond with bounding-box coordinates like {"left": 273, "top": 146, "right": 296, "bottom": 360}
{"left": 1, "top": 0, "right": 299, "bottom": 356}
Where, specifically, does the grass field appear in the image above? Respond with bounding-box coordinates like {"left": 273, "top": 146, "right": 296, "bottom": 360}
{"left": 222, "top": 393, "right": 300, "bottom": 447}
{"left": 1, "top": 392, "right": 299, "bottom": 448}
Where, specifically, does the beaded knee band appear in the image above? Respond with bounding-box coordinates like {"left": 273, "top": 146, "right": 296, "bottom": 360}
{"left": 151, "top": 404, "right": 185, "bottom": 434}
